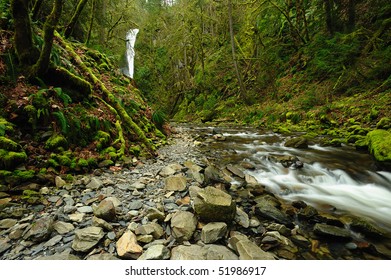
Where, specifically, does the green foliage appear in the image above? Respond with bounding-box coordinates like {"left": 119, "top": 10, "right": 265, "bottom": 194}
{"left": 366, "top": 129, "right": 391, "bottom": 164}
{"left": 53, "top": 87, "right": 72, "bottom": 106}
{"left": 151, "top": 109, "right": 166, "bottom": 128}
{"left": 52, "top": 111, "right": 68, "bottom": 134}
{"left": 45, "top": 134, "right": 68, "bottom": 151}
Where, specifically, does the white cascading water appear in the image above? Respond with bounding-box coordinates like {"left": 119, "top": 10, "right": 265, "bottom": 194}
{"left": 218, "top": 130, "right": 391, "bottom": 230}
{"left": 122, "top": 29, "right": 139, "bottom": 78}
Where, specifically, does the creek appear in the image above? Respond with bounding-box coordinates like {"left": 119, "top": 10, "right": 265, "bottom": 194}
{"left": 185, "top": 125, "right": 391, "bottom": 232}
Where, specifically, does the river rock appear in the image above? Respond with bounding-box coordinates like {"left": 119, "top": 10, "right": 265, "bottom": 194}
{"left": 204, "top": 164, "right": 225, "bottom": 185}
{"left": 86, "top": 177, "right": 103, "bottom": 190}
{"left": 284, "top": 137, "right": 308, "bottom": 149}
{"left": 226, "top": 164, "right": 245, "bottom": 178}
{"left": 68, "top": 213, "right": 85, "bottom": 223}
{"left": 193, "top": 186, "right": 236, "bottom": 223}
{"left": 53, "top": 221, "right": 75, "bottom": 235}
{"left": 135, "top": 223, "right": 164, "bottom": 239}
{"left": 164, "top": 176, "right": 187, "bottom": 192}
{"left": 232, "top": 236, "right": 275, "bottom": 260}
{"left": 34, "top": 248, "right": 80, "bottom": 260}
{"left": 341, "top": 215, "right": 388, "bottom": 238}
{"left": 201, "top": 222, "right": 227, "bottom": 244}
{"left": 93, "top": 199, "right": 116, "bottom": 222}
{"left": 235, "top": 207, "right": 250, "bottom": 228}
{"left": 0, "top": 218, "right": 18, "bottom": 229}
{"left": 116, "top": 230, "right": 143, "bottom": 259}
{"left": 268, "top": 154, "right": 303, "bottom": 169}
{"left": 254, "top": 196, "right": 293, "bottom": 227}
{"left": 138, "top": 244, "right": 170, "bottom": 260}
{"left": 92, "top": 216, "right": 113, "bottom": 231}
{"left": 146, "top": 207, "right": 165, "bottom": 222}
{"left": 170, "top": 244, "right": 207, "bottom": 260}
{"left": 23, "top": 215, "right": 54, "bottom": 243}
{"left": 43, "top": 235, "right": 62, "bottom": 247}
{"left": 0, "top": 238, "right": 11, "bottom": 254}
{"left": 159, "top": 166, "right": 177, "bottom": 177}
{"left": 204, "top": 244, "right": 239, "bottom": 260}
{"left": 87, "top": 253, "right": 119, "bottom": 260}
{"left": 55, "top": 176, "right": 67, "bottom": 188}
{"left": 313, "top": 223, "right": 352, "bottom": 240}
{"left": 171, "top": 211, "right": 197, "bottom": 242}
{"left": 72, "top": 226, "right": 105, "bottom": 252}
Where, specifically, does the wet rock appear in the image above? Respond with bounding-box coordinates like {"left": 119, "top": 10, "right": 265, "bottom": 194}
{"left": 93, "top": 199, "right": 116, "bottom": 222}
{"left": 193, "top": 186, "right": 236, "bottom": 223}
{"left": 201, "top": 222, "right": 227, "bottom": 244}
{"left": 284, "top": 137, "right": 308, "bottom": 149}
{"left": 138, "top": 244, "right": 170, "bottom": 260}
{"left": 255, "top": 197, "right": 293, "bottom": 227}
{"left": 116, "top": 230, "right": 143, "bottom": 259}
{"left": 53, "top": 221, "right": 75, "bottom": 235}
{"left": 268, "top": 154, "right": 303, "bottom": 169}
{"left": 291, "top": 234, "right": 311, "bottom": 249}
{"left": 204, "top": 165, "right": 225, "bottom": 185}
{"left": 171, "top": 211, "right": 197, "bottom": 242}
{"left": 341, "top": 216, "right": 388, "bottom": 238}
{"left": 72, "top": 226, "right": 105, "bottom": 252}
{"left": 164, "top": 176, "right": 187, "bottom": 192}
{"left": 23, "top": 216, "right": 54, "bottom": 243}
{"left": 0, "top": 218, "right": 18, "bottom": 229}
{"left": 298, "top": 205, "right": 318, "bottom": 220}
{"left": 267, "top": 223, "right": 291, "bottom": 236}
{"left": 226, "top": 164, "right": 245, "bottom": 179}
{"left": 313, "top": 223, "right": 352, "bottom": 240}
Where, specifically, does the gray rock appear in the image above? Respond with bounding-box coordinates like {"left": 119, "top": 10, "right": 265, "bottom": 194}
{"left": 226, "top": 164, "right": 245, "bottom": 178}
{"left": 159, "top": 166, "right": 176, "bottom": 177}
{"left": 0, "top": 237, "right": 11, "bottom": 254}
{"left": 72, "top": 226, "right": 105, "bottom": 252}
{"left": 255, "top": 196, "right": 293, "bottom": 227}
{"left": 204, "top": 244, "right": 239, "bottom": 260}
{"left": 34, "top": 249, "right": 80, "bottom": 260}
{"left": 86, "top": 253, "right": 119, "bottom": 260}
{"left": 171, "top": 211, "right": 197, "bottom": 242}
{"left": 116, "top": 230, "right": 143, "bottom": 259}
{"left": 229, "top": 232, "right": 275, "bottom": 260}
{"left": 201, "top": 222, "right": 227, "bottom": 244}
{"left": 86, "top": 177, "right": 103, "bottom": 190}
{"left": 92, "top": 216, "right": 113, "bottom": 231}
{"left": 55, "top": 176, "right": 67, "bottom": 188}
{"left": 128, "top": 200, "right": 143, "bottom": 210}
{"left": 53, "top": 221, "right": 74, "bottom": 235}
{"left": 131, "top": 181, "right": 146, "bottom": 190}
{"left": 193, "top": 186, "right": 236, "bottom": 223}
{"left": 135, "top": 223, "right": 164, "bottom": 239}
{"left": 313, "top": 223, "right": 352, "bottom": 240}
{"left": 138, "top": 244, "right": 170, "bottom": 260}
{"left": 146, "top": 207, "right": 165, "bottom": 222}
{"left": 164, "top": 176, "right": 187, "bottom": 192}
{"left": 68, "top": 213, "right": 85, "bottom": 223}
{"left": 284, "top": 137, "right": 308, "bottom": 149}
{"left": 93, "top": 199, "right": 116, "bottom": 222}
{"left": 0, "top": 218, "right": 18, "bottom": 229}
{"left": 204, "top": 165, "right": 224, "bottom": 185}
{"left": 43, "top": 235, "right": 62, "bottom": 247}
{"left": 23, "top": 216, "right": 54, "bottom": 243}
{"left": 77, "top": 206, "right": 93, "bottom": 213}
{"left": 170, "top": 244, "right": 207, "bottom": 260}
{"left": 235, "top": 207, "right": 250, "bottom": 228}
{"left": 104, "top": 196, "right": 122, "bottom": 208}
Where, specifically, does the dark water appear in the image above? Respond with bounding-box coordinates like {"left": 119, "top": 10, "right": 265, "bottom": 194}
{"left": 185, "top": 125, "right": 391, "bottom": 231}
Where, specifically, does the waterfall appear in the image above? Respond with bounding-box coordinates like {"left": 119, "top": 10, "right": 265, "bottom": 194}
{"left": 122, "top": 29, "right": 139, "bottom": 79}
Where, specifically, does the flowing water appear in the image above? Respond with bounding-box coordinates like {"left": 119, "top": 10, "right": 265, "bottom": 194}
{"left": 187, "top": 125, "right": 391, "bottom": 231}
{"left": 122, "top": 29, "right": 139, "bottom": 78}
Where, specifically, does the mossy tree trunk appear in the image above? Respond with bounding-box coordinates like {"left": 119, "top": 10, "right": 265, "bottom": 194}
{"left": 64, "top": 0, "right": 89, "bottom": 39}
{"left": 31, "top": 0, "right": 63, "bottom": 77}
{"left": 11, "top": 0, "right": 38, "bottom": 66}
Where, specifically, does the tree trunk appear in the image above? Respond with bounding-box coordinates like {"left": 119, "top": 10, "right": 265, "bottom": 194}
{"left": 347, "top": 0, "right": 356, "bottom": 32}
{"left": 64, "top": 0, "right": 89, "bottom": 38}
{"left": 228, "top": 0, "right": 248, "bottom": 103}
{"left": 11, "top": 0, "right": 38, "bottom": 66}
{"left": 32, "top": 0, "right": 63, "bottom": 77}
{"left": 324, "top": 0, "right": 335, "bottom": 35}
{"left": 32, "top": 0, "right": 45, "bottom": 21}
{"left": 86, "top": 0, "right": 96, "bottom": 46}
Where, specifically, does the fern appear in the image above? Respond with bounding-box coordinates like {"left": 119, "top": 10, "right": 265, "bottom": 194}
{"left": 152, "top": 110, "right": 166, "bottom": 128}
{"left": 53, "top": 87, "right": 72, "bottom": 106}
{"left": 37, "top": 108, "right": 49, "bottom": 119}
{"left": 52, "top": 111, "right": 68, "bottom": 134}
{"left": 0, "top": 124, "right": 5, "bottom": 136}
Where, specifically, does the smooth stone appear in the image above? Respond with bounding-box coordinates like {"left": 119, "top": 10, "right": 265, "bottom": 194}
{"left": 170, "top": 244, "right": 207, "bottom": 260}
{"left": 77, "top": 206, "right": 93, "bottom": 213}
{"left": 0, "top": 238, "right": 11, "bottom": 254}
{"left": 146, "top": 207, "right": 165, "bottom": 222}
{"left": 159, "top": 166, "right": 177, "bottom": 177}
{"left": 128, "top": 200, "right": 144, "bottom": 210}
{"left": 87, "top": 253, "right": 119, "bottom": 260}
{"left": 55, "top": 176, "right": 67, "bottom": 188}
{"left": 164, "top": 176, "right": 187, "bottom": 192}
{"left": 204, "top": 244, "right": 239, "bottom": 260}
{"left": 135, "top": 223, "right": 164, "bottom": 239}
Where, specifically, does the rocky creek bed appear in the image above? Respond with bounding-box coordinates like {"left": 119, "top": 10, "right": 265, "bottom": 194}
{"left": 1, "top": 125, "right": 391, "bottom": 260}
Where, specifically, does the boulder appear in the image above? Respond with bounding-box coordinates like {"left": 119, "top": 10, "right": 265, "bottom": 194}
{"left": 72, "top": 226, "right": 105, "bottom": 252}
{"left": 193, "top": 186, "right": 236, "bottom": 223}
{"left": 170, "top": 211, "right": 197, "bottom": 242}
{"left": 313, "top": 223, "right": 352, "bottom": 240}
{"left": 203, "top": 244, "right": 239, "bottom": 260}
{"left": 229, "top": 234, "right": 275, "bottom": 260}
{"left": 116, "top": 230, "right": 143, "bottom": 259}
{"left": 284, "top": 137, "right": 308, "bottom": 149}
{"left": 255, "top": 196, "right": 293, "bottom": 227}
{"left": 366, "top": 129, "right": 391, "bottom": 169}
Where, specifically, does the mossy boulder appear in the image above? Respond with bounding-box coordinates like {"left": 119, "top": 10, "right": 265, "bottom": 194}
{"left": 94, "top": 130, "right": 111, "bottom": 151}
{"left": 45, "top": 134, "right": 68, "bottom": 151}
{"left": 366, "top": 129, "right": 391, "bottom": 170}
{"left": 0, "top": 136, "right": 27, "bottom": 170}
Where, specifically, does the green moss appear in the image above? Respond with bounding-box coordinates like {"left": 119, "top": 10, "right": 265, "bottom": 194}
{"left": 376, "top": 117, "right": 391, "bottom": 130}
{"left": 45, "top": 134, "right": 68, "bottom": 151}
{"left": 24, "top": 105, "right": 38, "bottom": 130}
{"left": 155, "top": 128, "right": 166, "bottom": 139}
{"left": 0, "top": 118, "right": 14, "bottom": 136}
{"left": 87, "top": 158, "right": 97, "bottom": 167}
{"left": 0, "top": 149, "right": 28, "bottom": 170}
{"left": 4, "top": 170, "right": 35, "bottom": 186}
{"left": 77, "top": 158, "right": 89, "bottom": 168}
{"left": 0, "top": 136, "right": 21, "bottom": 151}
{"left": 366, "top": 129, "right": 391, "bottom": 164}
{"left": 46, "top": 158, "right": 59, "bottom": 168}
{"left": 21, "top": 189, "right": 42, "bottom": 204}
{"left": 95, "top": 130, "right": 111, "bottom": 150}
{"left": 130, "top": 145, "right": 141, "bottom": 157}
